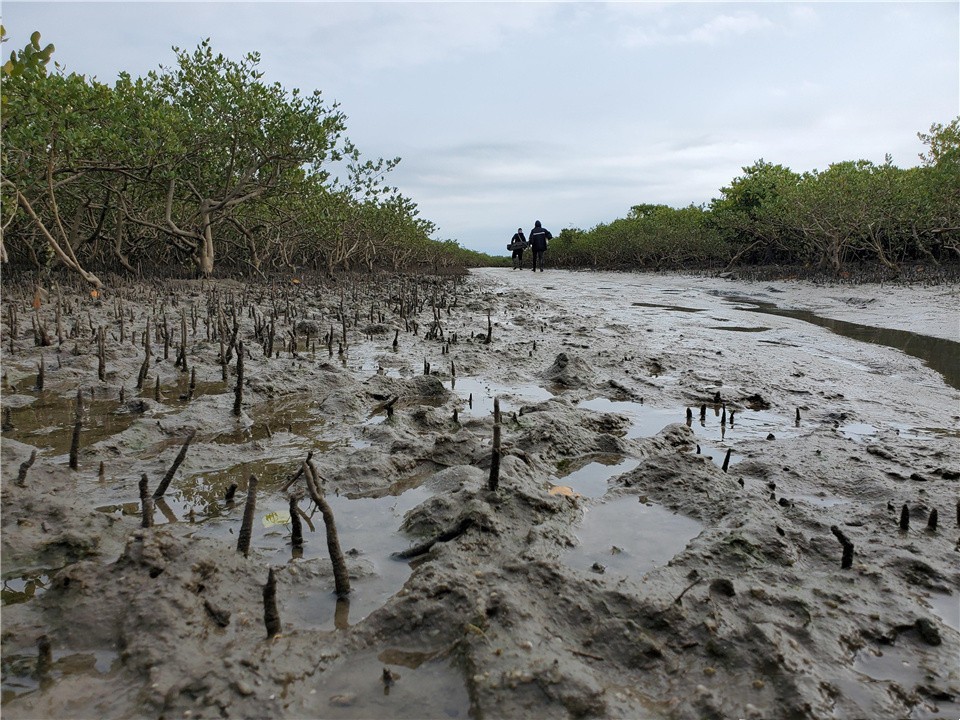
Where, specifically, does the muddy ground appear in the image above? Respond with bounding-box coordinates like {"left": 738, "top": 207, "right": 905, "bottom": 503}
{"left": 1, "top": 267, "right": 958, "bottom": 719}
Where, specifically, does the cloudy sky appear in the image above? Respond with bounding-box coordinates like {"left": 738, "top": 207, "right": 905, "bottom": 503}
{"left": 4, "top": 2, "right": 958, "bottom": 255}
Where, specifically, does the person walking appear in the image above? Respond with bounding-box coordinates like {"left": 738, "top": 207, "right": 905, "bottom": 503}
{"left": 508, "top": 227, "right": 527, "bottom": 269}
{"left": 528, "top": 220, "right": 552, "bottom": 272}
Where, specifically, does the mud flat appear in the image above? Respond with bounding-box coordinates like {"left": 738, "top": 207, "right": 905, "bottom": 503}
{"left": 1, "top": 268, "right": 958, "bottom": 719}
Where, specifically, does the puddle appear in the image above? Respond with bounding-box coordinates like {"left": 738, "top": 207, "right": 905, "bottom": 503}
{"left": 578, "top": 398, "right": 685, "bottom": 441}
{"left": 708, "top": 325, "right": 770, "bottom": 333}
{"left": 200, "top": 421, "right": 330, "bottom": 447}
{"left": 564, "top": 495, "right": 702, "bottom": 578}
{"left": 363, "top": 391, "right": 449, "bottom": 427}
{"left": 374, "top": 468, "right": 440, "bottom": 499}
{"left": 362, "top": 413, "right": 387, "bottom": 428}
{"left": 839, "top": 422, "right": 879, "bottom": 441}
{"left": 577, "top": 398, "right": 797, "bottom": 469}
{"left": 165, "top": 377, "right": 229, "bottom": 403}
{"left": 1, "top": 648, "right": 119, "bottom": 703}
{"left": 279, "top": 486, "right": 433, "bottom": 630}
{"left": 630, "top": 302, "right": 703, "bottom": 313}
{"left": 450, "top": 376, "right": 554, "bottom": 418}
{"left": 1, "top": 390, "right": 140, "bottom": 455}
{"left": 1, "top": 570, "right": 54, "bottom": 606}
{"left": 726, "top": 297, "right": 960, "bottom": 391}
{"left": 305, "top": 648, "right": 471, "bottom": 718}
{"left": 853, "top": 643, "right": 937, "bottom": 686}
{"left": 86, "top": 409, "right": 342, "bottom": 521}
{"left": 345, "top": 344, "right": 409, "bottom": 377}
{"left": 923, "top": 593, "right": 959, "bottom": 633}
{"left": 2, "top": 379, "right": 229, "bottom": 457}
{"left": 96, "top": 457, "right": 306, "bottom": 523}
{"left": 792, "top": 494, "right": 851, "bottom": 508}
{"left": 551, "top": 455, "right": 641, "bottom": 498}
{"left": 851, "top": 640, "right": 960, "bottom": 718}
{"left": 84, "top": 389, "right": 435, "bottom": 630}
{"left": 122, "top": 468, "right": 434, "bottom": 631}
{"left": 97, "top": 474, "right": 432, "bottom": 630}
{"left": 830, "top": 669, "right": 959, "bottom": 720}
{"left": 201, "top": 397, "right": 328, "bottom": 445}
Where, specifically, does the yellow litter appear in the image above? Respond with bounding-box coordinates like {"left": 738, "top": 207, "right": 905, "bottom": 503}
{"left": 548, "top": 485, "right": 581, "bottom": 498}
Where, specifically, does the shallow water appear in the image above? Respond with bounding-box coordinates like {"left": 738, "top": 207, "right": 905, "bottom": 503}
{"left": 302, "top": 648, "right": 471, "bottom": 719}
{"left": 97, "top": 455, "right": 304, "bottom": 522}
{"left": 104, "top": 482, "right": 430, "bottom": 631}
{"left": 564, "top": 495, "right": 702, "bottom": 579}
{"left": 1, "top": 570, "right": 53, "bottom": 606}
{"left": 851, "top": 639, "right": 960, "bottom": 719}
{"left": 833, "top": 662, "right": 960, "bottom": 720}
{"left": 708, "top": 325, "right": 771, "bottom": 333}
{"left": 726, "top": 297, "right": 960, "bottom": 390}
{"left": 449, "top": 376, "right": 554, "bottom": 418}
{"left": 3, "top": 390, "right": 139, "bottom": 456}
{"left": 791, "top": 493, "right": 851, "bottom": 508}
{"left": 93, "top": 462, "right": 434, "bottom": 631}
{"left": 551, "top": 455, "right": 641, "bottom": 498}
{"left": 853, "top": 643, "right": 932, "bottom": 686}
{"left": 202, "top": 395, "right": 329, "bottom": 445}
{"left": 630, "top": 302, "right": 703, "bottom": 313}
{"left": 277, "top": 486, "right": 433, "bottom": 630}
{"left": 1, "top": 648, "right": 120, "bottom": 704}
{"left": 2, "top": 369, "right": 344, "bottom": 466}
{"left": 924, "top": 592, "right": 960, "bottom": 633}
{"left": 576, "top": 397, "right": 796, "bottom": 469}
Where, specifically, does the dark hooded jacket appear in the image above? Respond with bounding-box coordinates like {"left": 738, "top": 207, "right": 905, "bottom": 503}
{"left": 529, "top": 222, "right": 552, "bottom": 252}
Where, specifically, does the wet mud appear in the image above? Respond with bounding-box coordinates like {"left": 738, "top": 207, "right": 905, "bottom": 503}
{"left": 1, "top": 269, "right": 958, "bottom": 719}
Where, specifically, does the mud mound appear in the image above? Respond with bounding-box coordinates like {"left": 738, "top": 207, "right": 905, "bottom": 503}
{"left": 542, "top": 352, "right": 596, "bottom": 389}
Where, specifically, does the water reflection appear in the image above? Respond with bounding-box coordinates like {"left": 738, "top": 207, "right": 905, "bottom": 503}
{"left": 708, "top": 325, "right": 770, "bottom": 333}
{"left": 577, "top": 397, "right": 798, "bottom": 462}
{"left": 302, "top": 649, "right": 471, "bottom": 719}
{"left": 449, "top": 376, "right": 554, "bottom": 418}
{"left": 630, "top": 302, "right": 704, "bottom": 313}
{"left": 727, "top": 297, "right": 960, "bottom": 390}
{"left": 1, "top": 648, "right": 119, "bottom": 703}
{"left": 97, "top": 458, "right": 304, "bottom": 524}
{"left": 550, "top": 455, "right": 641, "bottom": 498}
{"left": 2, "top": 391, "right": 139, "bottom": 455}
{"left": 1, "top": 571, "right": 54, "bottom": 606}
{"left": 565, "top": 495, "right": 702, "bottom": 578}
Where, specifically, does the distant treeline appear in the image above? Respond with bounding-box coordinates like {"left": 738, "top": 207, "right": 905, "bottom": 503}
{"left": 1, "top": 31, "right": 493, "bottom": 287}
{"left": 547, "top": 118, "right": 960, "bottom": 277}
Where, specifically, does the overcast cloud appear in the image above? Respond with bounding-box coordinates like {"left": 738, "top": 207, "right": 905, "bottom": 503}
{"left": 4, "top": 1, "right": 958, "bottom": 255}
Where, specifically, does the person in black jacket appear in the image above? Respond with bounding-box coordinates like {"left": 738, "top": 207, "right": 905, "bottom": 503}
{"left": 508, "top": 228, "right": 527, "bottom": 269}
{"left": 528, "top": 220, "right": 552, "bottom": 272}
